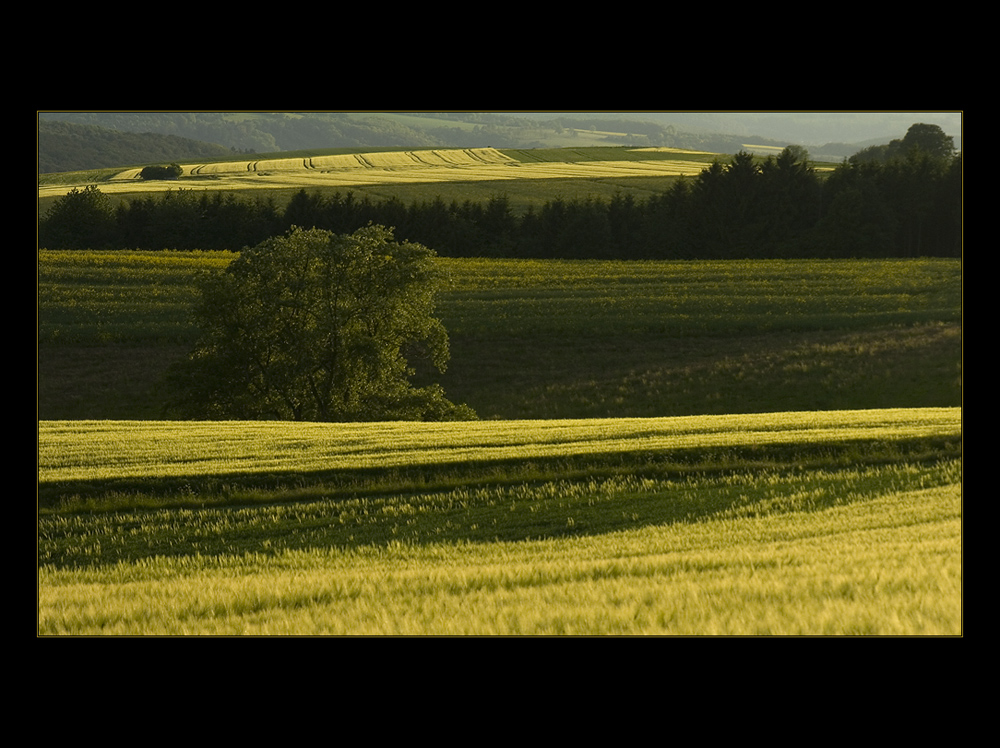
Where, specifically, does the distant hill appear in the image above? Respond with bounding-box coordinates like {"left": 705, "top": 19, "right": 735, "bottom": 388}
{"left": 556, "top": 112, "right": 962, "bottom": 145}
{"left": 38, "top": 119, "right": 236, "bottom": 173}
{"left": 38, "top": 113, "right": 456, "bottom": 171}
{"left": 36, "top": 112, "right": 795, "bottom": 171}
{"left": 37, "top": 112, "right": 963, "bottom": 174}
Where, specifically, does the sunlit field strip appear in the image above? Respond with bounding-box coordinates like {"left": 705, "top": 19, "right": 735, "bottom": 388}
{"left": 631, "top": 146, "right": 719, "bottom": 155}
{"left": 192, "top": 159, "right": 711, "bottom": 183}
{"left": 42, "top": 152, "right": 715, "bottom": 198}
{"left": 113, "top": 148, "right": 516, "bottom": 178}
{"left": 38, "top": 408, "right": 961, "bottom": 483}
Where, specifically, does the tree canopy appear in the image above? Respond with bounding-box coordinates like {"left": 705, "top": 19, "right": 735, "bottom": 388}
{"left": 165, "top": 224, "right": 476, "bottom": 422}
{"left": 38, "top": 184, "right": 116, "bottom": 250}
{"left": 139, "top": 163, "right": 183, "bottom": 180}
{"left": 849, "top": 122, "right": 956, "bottom": 165}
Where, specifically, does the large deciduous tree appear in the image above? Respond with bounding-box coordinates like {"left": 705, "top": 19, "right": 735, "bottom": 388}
{"left": 166, "top": 224, "right": 476, "bottom": 422}
{"left": 898, "top": 123, "right": 955, "bottom": 161}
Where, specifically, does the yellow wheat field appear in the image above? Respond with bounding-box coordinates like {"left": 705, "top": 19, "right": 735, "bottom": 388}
{"left": 40, "top": 148, "right": 717, "bottom": 198}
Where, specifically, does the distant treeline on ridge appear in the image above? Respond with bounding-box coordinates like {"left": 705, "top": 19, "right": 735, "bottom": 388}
{"left": 39, "top": 148, "right": 962, "bottom": 259}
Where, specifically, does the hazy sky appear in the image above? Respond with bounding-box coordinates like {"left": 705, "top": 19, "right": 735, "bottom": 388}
{"left": 518, "top": 112, "right": 963, "bottom": 146}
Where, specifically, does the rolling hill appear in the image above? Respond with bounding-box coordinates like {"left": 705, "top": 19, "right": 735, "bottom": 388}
{"left": 38, "top": 119, "right": 236, "bottom": 173}
{"left": 40, "top": 112, "right": 962, "bottom": 174}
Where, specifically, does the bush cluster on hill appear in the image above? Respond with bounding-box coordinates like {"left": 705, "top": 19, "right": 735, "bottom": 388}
{"left": 139, "top": 164, "right": 182, "bottom": 180}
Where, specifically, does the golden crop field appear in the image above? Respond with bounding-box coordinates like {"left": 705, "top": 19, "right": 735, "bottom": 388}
{"left": 37, "top": 410, "right": 962, "bottom": 635}
{"left": 38, "top": 147, "right": 719, "bottom": 199}
{"left": 38, "top": 477, "right": 962, "bottom": 636}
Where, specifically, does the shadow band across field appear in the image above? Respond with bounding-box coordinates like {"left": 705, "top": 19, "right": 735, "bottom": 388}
{"left": 38, "top": 435, "right": 960, "bottom": 570}
{"left": 38, "top": 434, "right": 958, "bottom": 510}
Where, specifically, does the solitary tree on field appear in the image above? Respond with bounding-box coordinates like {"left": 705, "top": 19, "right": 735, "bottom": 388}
{"left": 165, "top": 224, "right": 476, "bottom": 422}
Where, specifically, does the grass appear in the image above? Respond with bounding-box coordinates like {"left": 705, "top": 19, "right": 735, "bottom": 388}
{"left": 38, "top": 450, "right": 961, "bottom": 635}
{"left": 434, "top": 257, "right": 960, "bottom": 337}
{"left": 37, "top": 252, "right": 962, "bottom": 420}
{"left": 38, "top": 253, "right": 961, "bottom": 344}
{"left": 36, "top": 240, "right": 963, "bottom": 636}
{"left": 38, "top": 407, "right": 961, "bottom": 636}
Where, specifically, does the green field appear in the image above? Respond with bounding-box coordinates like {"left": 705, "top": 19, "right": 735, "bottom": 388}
{"left": 36, "top": 146, "right": 963, "bottom": 636}
{"left": 40, "top": 481, "right": 962, "bottom": 635}
{"left": 38, "top": 252, "right": 962, "bottom": 421}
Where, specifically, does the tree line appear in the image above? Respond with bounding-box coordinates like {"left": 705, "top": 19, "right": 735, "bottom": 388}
{"left": 40, "top": 143, "right": 961, "bottom": 260}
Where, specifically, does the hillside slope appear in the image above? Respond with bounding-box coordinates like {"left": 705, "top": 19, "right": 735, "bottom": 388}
{"left": 38, "top": 112, "right": 963, "bottom": 172}
{"left": 38, "top": 120, "right": 237, "bottom": 173}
